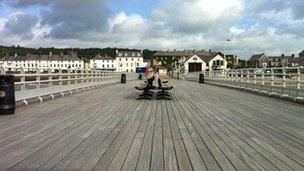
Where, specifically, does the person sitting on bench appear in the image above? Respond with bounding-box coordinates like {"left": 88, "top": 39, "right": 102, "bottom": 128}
{"left": 156, "top": 78, "right": 173, "bottom": 99}
{"left": 135, "top": 76, "right": 155, "bottom": 99}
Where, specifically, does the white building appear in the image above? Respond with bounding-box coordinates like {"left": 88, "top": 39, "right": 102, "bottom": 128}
{"left": 89, "top": 54, "right": 116, "bottom": 71}
{"left": 153, "top": 50, "right": 227, "bottom": 73}
{"left": 116, "top": 50, "right": 144, "bottom": 72}
{"left": 0, "top": 52, "right": 84, "bottom": 72}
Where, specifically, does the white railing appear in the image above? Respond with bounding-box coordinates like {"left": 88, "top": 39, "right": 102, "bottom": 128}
{"left": 0, "top": 66, "right": 137, "bottom": 104}
{"left": 184, "top": 67, "right": 304, "bottom": 101}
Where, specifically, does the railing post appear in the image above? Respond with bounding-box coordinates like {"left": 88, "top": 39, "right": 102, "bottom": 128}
{"left": 253, "top": 69, "right": 257, "bottom": 90}
{"left": 0, "top": 66, "right": 6, "bottom": 74}
{"left": 59, "top": 68, "right": 63, "bottom": 86}
{"left": 261, "top": 68, "right": 264, "bottom": 92}
{"left": 240, "top": 69, "right": 244, "bottom": 83}
{"left": 81, "top": 69, "right": 84, "bottom": 83}
{"left": 296, "top": 66, "right": 301, "bottom": 98}
{"left": 75, "top": 69, "right": 78, "bottom": 84}
{"left": 48, "top": 68, "right": 53, "bottom": 87}
{"left": 36, "top": 67, "right": 41, "bottom": 90}
{"left": 20, "top": 67, "right": 25, "bottom": 92}
{"left": 236, "top": 69, "right": 239, "bottom": 87}
{"left": 270, "top": 68, "right": 274, "bottom": 93}
{"left": 282, "top": 67, "right": 286, "bottom": 95}
{"left": 246, "top": 69, "right": 250, "bottom": 88}
{"left": 67, "top": 69, "right": 71, "bottom": 85}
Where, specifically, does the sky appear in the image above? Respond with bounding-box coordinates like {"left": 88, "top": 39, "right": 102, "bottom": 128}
{"left": 0, "top": 0, "right": 303, "bottom": 59}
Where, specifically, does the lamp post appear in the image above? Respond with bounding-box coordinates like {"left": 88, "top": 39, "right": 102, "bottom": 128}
{"left": 224, "top": 38, "right": 231, "bottom": 61}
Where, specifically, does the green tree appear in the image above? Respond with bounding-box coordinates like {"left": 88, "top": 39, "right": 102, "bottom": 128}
{"left": 156, "top": 56, "right": 180, "bottom": 72}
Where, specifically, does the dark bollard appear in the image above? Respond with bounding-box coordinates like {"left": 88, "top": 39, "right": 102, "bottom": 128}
{"left": 138, "top": 74, "right": 142, "bottom": 80}
{"left": 0, "top": 75, "right": 15, "bottom": 115}
{"left": 121, "top": 74, "right": 126, "bottom": 84}
{"left": 199, "top": 73, "right": 204, "bottom": 83}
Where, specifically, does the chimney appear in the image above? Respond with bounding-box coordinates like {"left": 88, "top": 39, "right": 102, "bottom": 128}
{"left": 281, "top": 54, "right": 285, "bottom": 58}
{"left": 49, "top": 52, "right": 53, "bottom": 56}
{"left": 209, "top": 49, "right": 212, "bottom": 52}
{"left": 291, "top": 54, "right": 295, "bottom": 58}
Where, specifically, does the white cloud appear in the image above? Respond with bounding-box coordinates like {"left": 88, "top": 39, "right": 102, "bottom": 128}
{"left": 155, "top": 0, "right": 245, "bottom": 33}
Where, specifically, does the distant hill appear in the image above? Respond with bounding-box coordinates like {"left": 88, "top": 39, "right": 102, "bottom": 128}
{"left": 0, "top": 45, "right": 157, "bottom": 62}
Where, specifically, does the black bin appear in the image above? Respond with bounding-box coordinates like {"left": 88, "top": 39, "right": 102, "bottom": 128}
{"left": 138, "top": 74, "right": 142, "bottom": 80}
{"left": 0, "top": 75, "right": 15, "bottom": 115}
{"left": 199, "top": 73, "right": 204, "bottom": 83}
{"left": 121, "top": 74, "right": 126, "bottom": 84}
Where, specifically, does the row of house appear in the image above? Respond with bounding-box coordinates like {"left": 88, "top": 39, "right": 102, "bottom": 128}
{"left": 151, "top": 50, "right": 228, "bottom": 73}
{"left": 0, "top": 52, "right": 84, "bottom": 72}
{"left": 248, "top": 50, "right": 304, "bottom": 68}
{"left": 0, "top": 50, "right": 146, "bottom": 73}
{"left": 89, "top": 50, "right": 145, "bottom": 72}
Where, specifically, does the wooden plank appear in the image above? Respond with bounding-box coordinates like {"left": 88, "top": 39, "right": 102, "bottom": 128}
{"left": 162, "top": 100, "right": 179, "bottom": 171}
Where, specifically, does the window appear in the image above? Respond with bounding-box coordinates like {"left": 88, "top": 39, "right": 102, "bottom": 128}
{"left": 137, "top": 63, "right": 139, "bottom": 67}
{"left": 112, "top": 64, "right": 114, "bottom": 68}
{"left": 107, "top": 60, "right": 109, "bottom": 63}
{"left": 102, "top": 64, "right": 105, "bottom": 68}
{"left": 126, "top": 63, "right": 128, "bottom": 67}
{"left": 120, "top": 64, "right": 122, "bottom": 67}
{"left": 132, "top": 58, "right": 133, "bottom": 61}
{"left": 138, "top": 58, "right": 140, "bottom": 61}
{"left": 107, "top": 64, "right": 109, "bottom": 68}
{"left": 131, "top": 63, "right": 133, "bottom": 67}
{"left": 119, "top": 58, "right": 121, "bottom": 61}
{"left": 220, "top": 61, "right": 224, "bottom": 65}
{"left": 126, "top": 69, "right": 128, "bottom": 72}
{"left": 50, "top": 64, "right": 52, "bottom": 67}
{"left": 131, "top": 69, "right": 133, "bottom": 72}
{"left": 126, "top": 58, "right": 128, "bottom": 61}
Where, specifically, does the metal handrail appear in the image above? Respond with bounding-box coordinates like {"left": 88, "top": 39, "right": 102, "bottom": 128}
{"left": 0, "top": 66, "right": 137, "bottom": 104}
{"left": 184, "top": 67, "right": 304, "bottom": 101}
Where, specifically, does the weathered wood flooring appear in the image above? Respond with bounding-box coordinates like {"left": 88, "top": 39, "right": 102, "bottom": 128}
{"left": 0, "top": 80, "right": 304, "bottom": 171}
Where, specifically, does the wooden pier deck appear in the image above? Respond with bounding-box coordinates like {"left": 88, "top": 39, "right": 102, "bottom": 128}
{"left": 0, "top": 80, "right": 304, "bottom": 171}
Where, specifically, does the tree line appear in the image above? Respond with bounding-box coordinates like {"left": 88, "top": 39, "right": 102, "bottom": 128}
{"left": 0, "top": 45, "right": 157, "bottom": 62}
